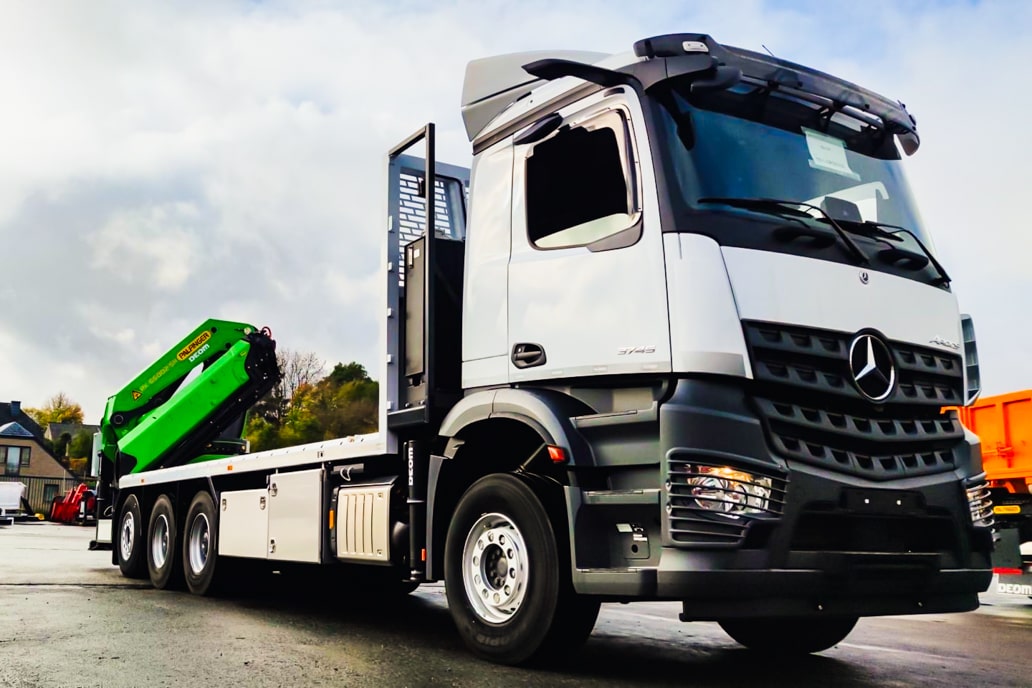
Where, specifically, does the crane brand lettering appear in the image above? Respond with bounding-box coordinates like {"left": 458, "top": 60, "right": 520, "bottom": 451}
{"left": 177, "top": 331, "right": 213, "bottom": 361}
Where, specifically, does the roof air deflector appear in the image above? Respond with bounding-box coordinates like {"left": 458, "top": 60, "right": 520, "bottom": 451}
{"left": 460, "top": 50, "right": 607, "bottom": 142}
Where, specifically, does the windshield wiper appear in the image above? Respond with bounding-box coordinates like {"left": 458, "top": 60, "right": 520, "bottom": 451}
{"left": 847, "top": 219, "right": 951, "bottom": 287}
{"left": 698, "top": 197, "right": 869, "bottom": 265}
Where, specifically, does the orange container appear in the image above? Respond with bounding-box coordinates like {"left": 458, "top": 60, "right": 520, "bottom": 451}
{"left": 955, "top": 391, "right": 1032, "bottom": 495}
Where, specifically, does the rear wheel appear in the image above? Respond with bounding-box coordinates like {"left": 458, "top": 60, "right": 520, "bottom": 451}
{"left": 147, "top": 494, "right": 181, "bottom": 589}
{"left": 444, "top": 473, "right": 599, "bottom": 666}
{"left": 718, "top": 616, "right": 858, "bottom": 654}
{"left": 183, "top": 491, "right": 227, "bottom": 596}
{"left": 116, "top": 494, "right": 147, "bottom": 579}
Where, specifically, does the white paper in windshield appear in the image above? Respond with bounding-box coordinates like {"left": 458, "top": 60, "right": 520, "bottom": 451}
{"left": 803, "top": 128, "right": 860, "bottom": 180}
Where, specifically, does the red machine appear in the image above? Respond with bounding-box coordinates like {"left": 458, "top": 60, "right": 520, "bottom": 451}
{"left": 50, "top": 484, "right": 97, "bottom": 524}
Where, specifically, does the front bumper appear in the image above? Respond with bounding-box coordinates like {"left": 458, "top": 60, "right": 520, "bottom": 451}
{"left": 567, "top": 378, "right": 993, "bottom": 616}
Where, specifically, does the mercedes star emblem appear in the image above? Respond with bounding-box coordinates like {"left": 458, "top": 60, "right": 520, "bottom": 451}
{"left": 848, "top": 333, "right": 896, "bottom": 402}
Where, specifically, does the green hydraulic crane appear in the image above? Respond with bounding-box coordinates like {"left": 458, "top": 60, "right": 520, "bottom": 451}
{"left": 98, "top": 319, "right": 280, "bottom": 477}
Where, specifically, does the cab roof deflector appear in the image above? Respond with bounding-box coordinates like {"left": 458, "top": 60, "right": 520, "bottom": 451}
{"left": 460, "top": 50, "right": 607, "bottom": 141}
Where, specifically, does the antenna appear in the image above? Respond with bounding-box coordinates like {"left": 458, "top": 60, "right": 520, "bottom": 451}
{"left": 761, "top": 44, "right": 776, "bottom": 57}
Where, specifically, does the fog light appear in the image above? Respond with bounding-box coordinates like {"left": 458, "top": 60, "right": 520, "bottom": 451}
{"left": 966, "top": 481, "right": 994, "bottom": 528}
{"left": 683, "top": 465, "right": 772, "bottom": 519}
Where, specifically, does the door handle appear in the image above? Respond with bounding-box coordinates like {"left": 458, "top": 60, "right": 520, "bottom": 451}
{"left": 512, "top": 343, "right": 546, "bottom": 369}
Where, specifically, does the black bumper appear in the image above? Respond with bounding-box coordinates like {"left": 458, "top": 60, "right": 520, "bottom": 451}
{"left": 570, "top": 378, "right": 993, "bottom": 615}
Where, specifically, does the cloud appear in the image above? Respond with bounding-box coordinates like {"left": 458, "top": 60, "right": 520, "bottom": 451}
{"left": 0, "top": 0, "right": 1027, "bottom": 421}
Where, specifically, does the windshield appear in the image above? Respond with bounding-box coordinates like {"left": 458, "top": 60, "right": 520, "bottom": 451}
{"left": 653, "top": 78, "right": 934, "bottom": 250}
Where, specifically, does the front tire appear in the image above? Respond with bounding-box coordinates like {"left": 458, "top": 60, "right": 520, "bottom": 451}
{"left": 182, "top": 491, "right": 226, "bottom": 596}
{"left": 444, "top": 473, "right": 599, "bottom": 665}
{"left": 116, "top": 494, "right": 147, "bottom": 579}
{"left": 147, "top": 494, "right": 181, "bottom": 589}
{"left": 718, "top": 616, "right": 858, "bottom": 654}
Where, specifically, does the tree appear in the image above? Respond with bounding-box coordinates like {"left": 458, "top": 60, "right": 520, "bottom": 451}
{"left": 68, "top": 431, "right": 94, "bottom": 460}
{"left": 327, "top": 362, "right": 368, "bottom": 386}
{"left": 251, "top": 349, "right": 325, "bottom": 425}
{"left": 25, "top": 392, "right": 85, "bottom": 426}
{"left": 245, "top": 360, "right": 378, "bottom": 452}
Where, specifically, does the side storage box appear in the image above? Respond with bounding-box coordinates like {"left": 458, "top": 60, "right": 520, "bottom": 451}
{"left": 219, "top": 488, "right": 269, "bottom": 558}
{"left": 268, "top": 468, "right": 324, "bottom": 563}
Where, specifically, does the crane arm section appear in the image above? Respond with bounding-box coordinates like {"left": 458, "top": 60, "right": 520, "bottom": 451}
{"left": 99, "top": 319, "right": 280, "bottom": 475}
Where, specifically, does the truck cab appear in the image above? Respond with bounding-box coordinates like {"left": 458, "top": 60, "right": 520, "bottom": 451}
{"left": 411, "top": 32, "right": 992, "bottom": 658}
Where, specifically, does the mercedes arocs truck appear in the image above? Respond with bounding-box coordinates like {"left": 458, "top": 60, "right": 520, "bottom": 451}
{"left": 93, "top": 33, "right": 993, "bottom": 664}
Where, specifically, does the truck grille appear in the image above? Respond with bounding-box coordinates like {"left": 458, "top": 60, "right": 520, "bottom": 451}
{"left": 744, "top": 321, "right": 965, "bottom": 480}
{"left": 743, "top": 321, "right": 964, "bottom": 407}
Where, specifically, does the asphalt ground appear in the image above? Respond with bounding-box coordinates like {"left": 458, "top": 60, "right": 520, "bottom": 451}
{"left": 1, "top": 521, "right": 1030, "bottom": 687}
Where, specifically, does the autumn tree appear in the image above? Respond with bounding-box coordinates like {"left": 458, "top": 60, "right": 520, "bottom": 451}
{"left": 251, "top": 348, "right": 325, "bottom": 425}
{"left": 246, "top": 359, "right": 377, "bottom": 452}
{"left": 25, "top": 392, "right": 85, "bottom": 426}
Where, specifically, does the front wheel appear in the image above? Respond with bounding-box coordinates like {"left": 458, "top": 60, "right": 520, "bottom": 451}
{"left": 718, "top": 616, "right": 858, "bottom": 654}
{"left": 444, "top": 473, "right": 599, "bottom": 666}
{"left": 116, "top": 494, "right": 147, "bottom": 579}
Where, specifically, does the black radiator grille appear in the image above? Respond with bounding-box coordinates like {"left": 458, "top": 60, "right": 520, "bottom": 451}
{"left": 743, "top": 321, "right": 966, "bottom": 480}
{"left": 744, "top": 321, "right": 964, "bottom": 407}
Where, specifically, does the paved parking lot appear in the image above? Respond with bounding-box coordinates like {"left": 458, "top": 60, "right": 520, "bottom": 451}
{"left": 2, "top": 521, "right": 1030, "bottom": 687}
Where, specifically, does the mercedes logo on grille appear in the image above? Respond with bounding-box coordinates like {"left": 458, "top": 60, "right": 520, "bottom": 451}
{"left": 848, "top": 333, "right": 896, "bottom": 402}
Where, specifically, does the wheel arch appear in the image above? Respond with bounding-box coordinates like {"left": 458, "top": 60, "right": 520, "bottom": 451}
{"left": 426, "top": 387, "right": 593, "bottom": 580}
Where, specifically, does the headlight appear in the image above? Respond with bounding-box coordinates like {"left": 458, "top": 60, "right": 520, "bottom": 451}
{"left": 966, "top": 480, "right": 994, "bottom": 528}
{"left": 682, "top": 465, "right": 773, "bottom": 519}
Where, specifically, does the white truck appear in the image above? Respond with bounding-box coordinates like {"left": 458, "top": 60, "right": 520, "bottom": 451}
{"left": 93, "top": 33, "right": 993, "bottom": 664}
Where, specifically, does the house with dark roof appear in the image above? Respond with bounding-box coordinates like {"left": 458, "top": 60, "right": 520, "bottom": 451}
{"left": 0, "top": 401, "right": 77, "bottom": 513}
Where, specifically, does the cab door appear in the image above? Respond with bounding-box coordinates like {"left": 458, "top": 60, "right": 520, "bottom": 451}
{"left": 507, "top": 89, "right": 670, "bottom": 383}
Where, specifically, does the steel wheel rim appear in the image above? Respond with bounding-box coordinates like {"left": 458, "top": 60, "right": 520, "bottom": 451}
{"left": 461, "top": 512, "right": 529, "bottom": 624}
{"left": 150, "top": 513, "right": 170, "bottom": 569}
{"left": 119, "top": 511, "right": 135, "bottom": 561}
{"left": 188, "top": 513, "right": 210, "bottom": 575}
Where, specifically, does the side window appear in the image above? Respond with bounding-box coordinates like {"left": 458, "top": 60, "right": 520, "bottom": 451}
{"left": 525, "top": 109, "right": 640, "bottom": 250}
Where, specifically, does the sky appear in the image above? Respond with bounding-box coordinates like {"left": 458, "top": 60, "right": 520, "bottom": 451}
{"left": 0, "top": 0, "right": 1028, "bottom": 422}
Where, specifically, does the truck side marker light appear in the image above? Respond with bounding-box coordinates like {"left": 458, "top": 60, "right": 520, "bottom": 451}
{"left": 421, "top": 548, "right": 427, "bottom": 562}
{"left": 329, "top": 509, "right": 335, "bottom": 530}
{"left": 227, "top": 465, "right": 234, "bottom": 471}
{"left": 547, "top": 446, "right": 567, "bottom": 463}
{"left": 994, "top": 567, "right": 1023, "bottom": 575}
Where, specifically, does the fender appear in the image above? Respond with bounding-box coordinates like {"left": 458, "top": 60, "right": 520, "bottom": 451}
{"left": 438, "top": 387, "right": 594, "bottom": 464}
{"left": 425, "top": 387, "right": 594, "bottom": 580}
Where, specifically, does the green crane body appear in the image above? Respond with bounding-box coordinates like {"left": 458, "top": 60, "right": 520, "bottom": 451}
{"left": 99, "top": 319, "right": 280, "bottom": 476}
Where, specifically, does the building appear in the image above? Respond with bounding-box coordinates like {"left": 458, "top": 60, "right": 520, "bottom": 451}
{"left": 0, "top": 401, "right": 78, "bottom": 513}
